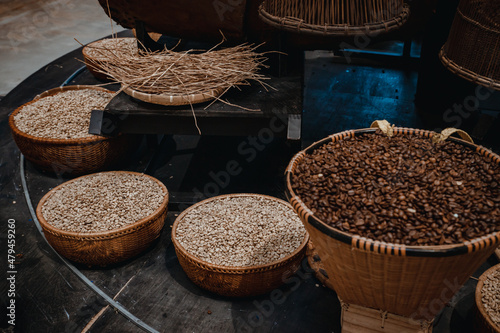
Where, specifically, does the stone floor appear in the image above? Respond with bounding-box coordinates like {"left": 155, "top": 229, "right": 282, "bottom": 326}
{"left": 0, "top": 0, "right": 123, "bottom": 96}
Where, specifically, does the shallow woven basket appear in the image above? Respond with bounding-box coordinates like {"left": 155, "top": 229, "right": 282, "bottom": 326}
{"left": 475, "top": 264, "right": 500, "bottom": 333}
{"left": 9, "top": 85, "right": 133, "bottom": 175}
{"left": 439, "top": 0, "right": 500, "bottom": 90}
{"left": 122, "top": 86, "right": 225, "bottom": 106}
{"left": 259, "top": 0, "right": 410, "bottom": 37}
{"left": 171, "top": 193, "right": 309, "bottom": 297}
{"left": 285, "top": 126, "right": 500, "bottom": 321}
{"left": 36, "top": 171, "right": 169, "bottom": 266}
{"left": 82, "top": 37, "right": 137, "bottom": 81}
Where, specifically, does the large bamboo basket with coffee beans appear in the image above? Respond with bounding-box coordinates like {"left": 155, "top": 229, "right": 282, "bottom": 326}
{"left": 285, "top": 121, "right": 500, "bottom": 322}
{"left": 9, "top": 85, "right": 135, "bottom": 175}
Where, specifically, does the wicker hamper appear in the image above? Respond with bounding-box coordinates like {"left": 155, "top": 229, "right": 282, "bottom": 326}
{"left": 9, "top": 85, "right": 134, "bottom": 175}
{"left": 36, "top": 171, "right": 169, "bottom": 266}
{"left": 171, "top": 193, "right": 309, "bottom": 297}
{"left": 439, "top": 0, "right": 500, "bottom": 90}
{"left": 285, "top": 125, "right": 500, "bottom": 327}
{"left": 259, "top": 0, "right": 410, "bottom": 37}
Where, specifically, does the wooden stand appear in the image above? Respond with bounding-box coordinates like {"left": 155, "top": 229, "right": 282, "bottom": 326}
{"left": 340, "top": 301, "right": 433, "bottom": 333}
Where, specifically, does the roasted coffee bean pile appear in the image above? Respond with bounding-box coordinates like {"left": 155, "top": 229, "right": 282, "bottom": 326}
{"left": 482, "top": 267, "right": 500, "bottom": 327}
{"left": 291, "top": 131, "right": 500, "bottom": 246}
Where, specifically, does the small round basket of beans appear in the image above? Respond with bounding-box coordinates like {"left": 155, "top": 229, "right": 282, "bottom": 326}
{"left": 9, "top": 85, "right": 135, "bottom": 175}
{"left": 36, "top": 171, "right": 169, "bottom": 266}
{"left": 285, "top": 120, "right": 500, "bottom": 322}
{"left": 171, "top": 193, "right": 309, "bottom": 297}
{"left": 82, "top": 37, "right": 137, "bottom": 80}
{"left": 475, "top": 264, "right": 500, "bottom": 333}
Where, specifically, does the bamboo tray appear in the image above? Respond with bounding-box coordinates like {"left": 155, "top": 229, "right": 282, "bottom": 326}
{"left": 122, "top": 86, "right": 225, "bottom": 106}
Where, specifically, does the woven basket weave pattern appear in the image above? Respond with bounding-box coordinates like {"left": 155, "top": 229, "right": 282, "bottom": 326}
{"left": 259, "top": 0, "right": 410, "bottom": 36}
{"left": 440, "top": 0, "right": 500, "bottom": 89}
{"left": 285, "top": 127, "right": 500, "bottom": 320}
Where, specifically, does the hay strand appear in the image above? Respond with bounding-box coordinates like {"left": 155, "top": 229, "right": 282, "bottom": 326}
{"left": 86, "top": 40, "right": 271, "bottom": 99}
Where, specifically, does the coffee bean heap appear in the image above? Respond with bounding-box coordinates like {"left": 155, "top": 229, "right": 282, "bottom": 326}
{"left": 291, "top": 131, "right": 500, "bottom": 246}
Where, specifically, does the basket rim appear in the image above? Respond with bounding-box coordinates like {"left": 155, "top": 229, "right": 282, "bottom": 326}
{"left": 8, "top": 85, "right": 116, "bottom": 144}
{"left": 475, "top": 263, "right": 500, "bottom": 333}
{"left": 122, "top": 85, "right": 226, "bottom": 106}
{"left": 439, "top": 47, "right": 500, "bottom": 91}
{"left": 285, "top": 127, "right": 500, "bottom": 257}
{"left": 258, "top": 2, "right": 410, "bottom": 37}
{"left": 35, "top": 171, "right": 169, "bottom": 240}
{"left": 171, "top": 193, "right": 310, "bottom": 274}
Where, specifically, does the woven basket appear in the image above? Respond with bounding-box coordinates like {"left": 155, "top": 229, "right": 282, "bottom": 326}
{"left": 285, "top": 126, "right": 500, "bottom": 321}
{"left": 259, "top": 0, "right": 410, "bottom": 37}
{"left": 82, "top": 38, "right": 137, "bottom": 80}
{"left": 36, "top": 171, "right": 169, "bottom": 266}
{"left": 122, "top": 85, "right": 225, "bottom": 106}
{"left": 439, "top": 0, "right": 500, "bottom": 90}
{"left": 475, "top": 264, "right": 500, "bottom": 333}
{"left": 171, "top": 193, "right": 309, "bottom": 297}
{"left": 9, "top": 85, "right": 133, "bottom": 175}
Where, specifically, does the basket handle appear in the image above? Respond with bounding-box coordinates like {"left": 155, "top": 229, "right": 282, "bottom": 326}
{"left": 370, "top": 120, "right": 394, "bottom": 137}
{"left": 432, "top": 128, "right": 474, "bottom": 144}
{"left": 371, "top": 120, "right": 474, "bottom": 144}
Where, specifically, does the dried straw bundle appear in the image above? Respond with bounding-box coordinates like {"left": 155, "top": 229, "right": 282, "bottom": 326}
{"left": 86, "top": 41, "right": 271, "bottom": 99}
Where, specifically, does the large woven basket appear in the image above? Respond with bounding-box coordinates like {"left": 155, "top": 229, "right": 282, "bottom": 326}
{"left": 171, "top": 193, "right": 309, "bottom": 297}
{"left": 439, "top": 0, "right": 500, "bottom": 90}
{"left": 36, "top": 171, "right": 169, "bottom": 266}
{"left": 285, "top": 126, "right": 500, "bottom": 321}
{"left": 9, "top": 85, "right": 134, "bottom": 175}
{"left": 475, "top": 264, "right": 500, "bottom": 333}
{"left": 259, "top": 0, "right": 410, "bottom": 37}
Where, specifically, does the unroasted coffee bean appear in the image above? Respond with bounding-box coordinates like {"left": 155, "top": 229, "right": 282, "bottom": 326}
{"left": 42, "top": 172, "right": 167, "bottom": 233}
{"left": 175, "top": 196, "right": 306, "bottom": 267}
{"left": 482, "top": 268, "right": 500, "bottom": 328}
{"left": 291, "top": 131, "right": 500, "bottom": 246}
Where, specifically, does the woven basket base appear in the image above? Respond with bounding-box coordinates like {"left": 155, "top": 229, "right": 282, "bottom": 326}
{"left": 123, "top": 86, "right": 225, "bottom": 106}
{"left": 341, "top": 301, "right": 433, "bottom": 333}
{"left": 439, "top": 48, "right": 500, "bottom": 91}
{"left": 258, "top": 3, "right": 410, "bottom": 37}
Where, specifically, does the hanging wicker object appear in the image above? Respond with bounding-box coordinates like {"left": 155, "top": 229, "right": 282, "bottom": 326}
{"left": 258, "top": 0, "right": 410, "bottom": 37}
{"left": 439, "top": 0, "right": 500, "bottom": 90}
